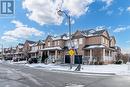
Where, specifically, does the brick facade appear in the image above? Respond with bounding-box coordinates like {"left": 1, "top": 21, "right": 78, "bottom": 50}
{"left": 0, "top": 29, "right": 120, "bottom": 64}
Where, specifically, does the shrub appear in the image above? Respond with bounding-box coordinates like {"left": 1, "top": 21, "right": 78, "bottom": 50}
{"left": 94, "top": 62, "right": 98, "bottom": 65}
{"left": 115, "top": 60, "right": 122, "bottom": 64}
{"left": 99, "top": 61, "right": 103, "bottom": 65}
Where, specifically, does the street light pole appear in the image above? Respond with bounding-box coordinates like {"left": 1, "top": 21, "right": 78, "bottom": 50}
{"left": 57, "top": 10, "right": 72, "bottom": 69}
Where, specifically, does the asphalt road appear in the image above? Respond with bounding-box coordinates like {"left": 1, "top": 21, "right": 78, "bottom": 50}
{"left": 0, "top": 63, "right": 130, "bottom": 87}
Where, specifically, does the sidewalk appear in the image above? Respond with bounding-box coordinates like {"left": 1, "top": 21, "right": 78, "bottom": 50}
{"left": 1, "top": 60, "right": 130, "bottom": 76}
{"left": 24, "top": 63, "right": 130, "bottom": 76}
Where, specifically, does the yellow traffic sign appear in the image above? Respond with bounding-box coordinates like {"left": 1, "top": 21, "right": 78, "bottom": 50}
{"left": 68, "top": 49, "right": 75, "bottom": 56}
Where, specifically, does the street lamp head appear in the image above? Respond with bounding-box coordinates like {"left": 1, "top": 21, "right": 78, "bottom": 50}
{"left": 57, "top": 10, "right": 63, "bottom": 16}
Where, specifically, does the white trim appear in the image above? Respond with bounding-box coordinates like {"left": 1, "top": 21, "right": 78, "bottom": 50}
{"left": 85, "top": 45, "right": 105, "bottom": 49}
{"left": 40, "top": 47, "right": 62, "bottom": 51}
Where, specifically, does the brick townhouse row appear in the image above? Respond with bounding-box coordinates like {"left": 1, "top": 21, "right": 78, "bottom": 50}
{"left": 0, "top": 29, "right": 121, "bottom": 64}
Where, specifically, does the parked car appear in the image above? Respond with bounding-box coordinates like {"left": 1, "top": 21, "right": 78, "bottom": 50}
{"left": 28, "top": 58, "right": 38, "bottom": 64}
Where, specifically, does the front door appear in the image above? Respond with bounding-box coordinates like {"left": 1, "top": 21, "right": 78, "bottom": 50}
{"left": 65, "top": 55, "right": 70, "bottom": 63}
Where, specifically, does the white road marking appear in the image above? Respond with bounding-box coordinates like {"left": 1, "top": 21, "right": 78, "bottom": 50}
{"left": 65, "top": 83, "right": 84, "bottom": 87}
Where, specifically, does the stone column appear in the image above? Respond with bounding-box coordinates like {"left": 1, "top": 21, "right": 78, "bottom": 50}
{"left": 21, "top": 54, "right": 22, "bottom": 59}
{"left": 109, "top": 50, "right": 111, "bottom": 63}
{"left": 55, "top": 50, "right": 58, "bottom": 59}
{"left": 103, "top": 49, "right": 105, "bottom": 62}
{"left": 40, "top": 51, "right": 43, "bottom": 57}
{"left": 35, "top": 53, "right": 36, "bottom": 58}
{"left": 89, "top": 49, "right": 92, "bottom": 64}
{"left": 47, "top": 51, "right": 49, "bottom": 56}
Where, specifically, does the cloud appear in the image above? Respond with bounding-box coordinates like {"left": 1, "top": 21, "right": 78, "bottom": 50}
{"left": 113, "top": 27, "right": 126, "bottom": 33}
{"left": 118, "top": 7, "right": 124, "bottom": 15}
{"left": 1, "top": 36, "right": 17, "bottom": 41}
{"left": 102, "top": 0, "right": 113, "bottom": 7}
{"left": 1, "top": 20, "right": 43, "bottom": 41}
{"left": 113, "top": 25, "right": 130, "bottom": 33}
{"left": 127, "top": 6, "right": 130, "bottom": 12}
{"left": 22, "top": 0, "right": 94, "bottom": 25}
{"left": 95, "top": 26, "right": 112, "bottom": 31}
{"left": 100, "top": 0, "right": 113, "bottom": 11}
{"left": 95, "top": 26, "right": 106, "bottom": 30}
{"left": 62, "top": 0, "right": 94, "bottom": 17}
{"left": 106, "top": 10, "right": 113, "bottom": 16}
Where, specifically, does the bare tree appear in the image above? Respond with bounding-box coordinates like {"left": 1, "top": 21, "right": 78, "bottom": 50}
{"left": 122, "top": 54, "right": 129, "bottom": 64}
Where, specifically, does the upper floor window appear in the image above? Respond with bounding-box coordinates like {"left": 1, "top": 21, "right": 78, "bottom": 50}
{"left": 40, "top": 45, "right": 43, "bottom": 49}
{"left": 102, "top": 37, "right": 109, "bottom": 46}
{"left": 31, "top": 46, "right": 35, "bottom": 51}
{"left": 102, "top": 37, "right": 105, "bottom": 44}
{"left": 55, "top": 41, "right": 57, "bottom": 46}
{"left": 73, "top": 39, "right": 78, "bottom": 45}
{"left": 57, "top": 41, "right": 60, "bottom": 45}
{"left": 79, "top": 38, "right": 83, "bottom": 44}
{"left": 48, "top": 42, "right": 50, "bottom": 46}
{"left": 35, "top": 46, "right": 38, "bottom": 50}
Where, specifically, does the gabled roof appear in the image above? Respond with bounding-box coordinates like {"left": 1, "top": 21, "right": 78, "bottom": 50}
{"left": 18, "top": 43, "right": 24, "bottom": 46}
{"left": 24, "top": 40, "right": 36, "bottom": 47}
{"left": 46, "top": 34, "right": 69, "bottom": 41}
{"left": 17, "top": 43, "right": 24, "bottom": 48}
{"left": 92, "top": 29, "right": 106, "bottom": 35}
{"left": 46, "top": 35, "right": 53, "bottom": 41}
{"left": 80, "top": 29, "right": 106, "bottom": 36}
{"left": 34, "top": 40, "right": 45, "bottom": 46}
{"left": 26, "top": 40, "right": 36, "bottom": 44}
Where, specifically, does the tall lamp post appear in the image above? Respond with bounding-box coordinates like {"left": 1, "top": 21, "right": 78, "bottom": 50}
{"left": 57, "top": 10, "right": 73, "bottom": 69}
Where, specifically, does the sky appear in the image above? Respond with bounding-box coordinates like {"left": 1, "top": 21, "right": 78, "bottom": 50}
{"left": 0, "top": 0, "right": 130, "bottom": 54}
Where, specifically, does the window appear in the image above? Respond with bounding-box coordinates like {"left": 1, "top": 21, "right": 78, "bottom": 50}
{"left": 74, "top": 39, "right": 78, "bottom": 45}
{"left": 31, "top": 47, "right": 34, "bottom": 51}
{"left": 55, "top": 41, "right": 57, "bottom": 46}
{"left": 79, "top": 38, "right": 83, "bottom": 44}
{"left": 57, "top": 41, "right": 60, "bottom": 45}
{"left": 48, "top": 42, "right": 50, "bottom": 46}
{"left": 35, "top": 46, "right": 38, "bottom": 50}
{"left": 40, "top": 45, "right": 43, "bottom": 49}
{"left": 102, "top": 37, "right": 105, "bottom": 44}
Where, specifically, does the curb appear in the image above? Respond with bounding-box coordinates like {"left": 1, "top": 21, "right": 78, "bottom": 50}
{"left": 51, "top": 69, "right": 116, "bottom": 75}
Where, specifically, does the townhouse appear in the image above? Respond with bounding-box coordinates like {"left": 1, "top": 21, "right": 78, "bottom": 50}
{"left": 39, "top": 34, "right": 69, "bottom": 63}
{"left": 3, "top": 47, "right": 16, "bottom": 60}
{"left": 13, "top": 43, "right": 24, "bottom": 61}
{"left": 73, "top": 29, "right": 116, "bottom": 64}
{"left": 0, "top": 29, "right": 121, "bottom": 64}
{"left": 22, "top": 40, "right": 36, "bottom": 60}
{"left": 62, "top": 29, "right": 116, "bottom": 64}
{"left": 29, "top": 40, "right": 45, "bottom": 62}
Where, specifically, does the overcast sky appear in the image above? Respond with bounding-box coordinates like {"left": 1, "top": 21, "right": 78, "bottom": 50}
{"left": 0, "top": 0, "right": 130, "bottom": 53}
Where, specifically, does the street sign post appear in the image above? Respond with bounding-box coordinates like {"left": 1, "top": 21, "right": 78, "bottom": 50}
{"left": 68, "top": 49, "right": 75, "bottom": 69}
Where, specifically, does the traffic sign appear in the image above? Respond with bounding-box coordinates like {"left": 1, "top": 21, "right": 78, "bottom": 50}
{"left": 68, "top": 49, "right": 75, "bottom": 56}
